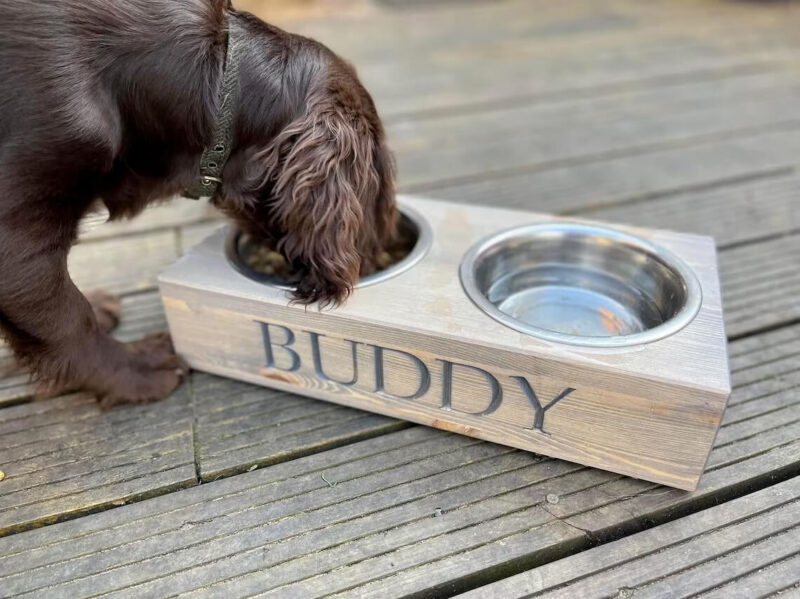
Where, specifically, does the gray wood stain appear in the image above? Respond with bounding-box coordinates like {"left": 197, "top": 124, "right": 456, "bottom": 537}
{"left": 1, "top": 0, "right": 800, "bottom": 595}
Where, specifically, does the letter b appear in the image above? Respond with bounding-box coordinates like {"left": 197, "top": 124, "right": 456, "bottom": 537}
{"left": 258, "top": 322, "right": 301, "bottom": 372}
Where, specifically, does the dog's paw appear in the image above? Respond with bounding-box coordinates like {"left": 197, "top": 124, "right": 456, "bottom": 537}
{"left": 86, "top": 290, "right": 122, "bottom": 334}
{"left": 127, "top": 332, "right": 189, "bottom": 372}
{"left": 96, "top": 333, "right": 189, "bottom": 408}
{"left": 99, "top": 365, "right": 187, "bottom": 409}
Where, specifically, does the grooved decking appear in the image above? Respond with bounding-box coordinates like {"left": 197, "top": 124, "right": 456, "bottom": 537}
{"left": 1, "top": 0, "right": 800, "bottom": 596}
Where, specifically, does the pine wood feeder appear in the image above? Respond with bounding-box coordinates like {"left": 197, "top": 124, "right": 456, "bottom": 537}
{"left": 159, "top": 196, "right": 730, "bottom": 490}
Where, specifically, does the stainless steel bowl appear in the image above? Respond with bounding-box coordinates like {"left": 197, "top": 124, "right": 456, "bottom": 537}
{"left": 460, "top": 223, "right": 702, "bottom": 347}
{"left": 226, "top": 204, "right": 433, "bottom": 290}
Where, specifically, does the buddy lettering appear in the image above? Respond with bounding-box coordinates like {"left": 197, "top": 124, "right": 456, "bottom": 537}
{"left": 257, "top": 321, "right": 575, "bottom": 436}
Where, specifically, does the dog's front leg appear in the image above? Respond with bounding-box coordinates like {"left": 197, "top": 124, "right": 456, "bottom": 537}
{"left": 0, "top": 229, "right": 187, "bottom": 406}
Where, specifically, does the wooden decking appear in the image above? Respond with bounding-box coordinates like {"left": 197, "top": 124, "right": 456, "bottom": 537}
{"left": 2, "top": 0, "right": 800, "bottom": 596}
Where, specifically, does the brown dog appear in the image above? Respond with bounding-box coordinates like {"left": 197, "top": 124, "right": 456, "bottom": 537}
{"left": 0, "top": 0, "right": 397, "bottom": 405}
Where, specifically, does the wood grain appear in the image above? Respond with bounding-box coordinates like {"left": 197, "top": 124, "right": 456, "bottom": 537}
{"left": 430, "top": 128, "right": 800, "bottom": 221}
{"left": 80, "top": 200, "right": 220, "bottom": 242}
{"left": 69, "top": 231, "right": 178, "bottom": 296}
{"left": 720, "top": 234, "right": 800, "bottom": 338}
{"left": 457, "top": 476, "right": 800, "bottom": 599}
{"left": 572, "top": 171, "right": 800, "bottom": 249}
{"left": 1, "top": 0, "right": 800, "bottom": 594}
{"left": 388, "top": 71, "right": 800, "bottom": 190}
{"left": 533, "top": 320, "right": 800, "bottom": 541}
{"left": 192, "top": 372, "right": 404, "bottom": 481}
{"left": 0, "top": 428, "right": 587, "bottom": 598}
{"left": 264, "top": 0, "right": 800, "bottom": 118}
{"left": 0, "top": 385, "right": 195, "bottom": 537}
{"left": 0, "top": 320, "right": 796, "bottom": 597}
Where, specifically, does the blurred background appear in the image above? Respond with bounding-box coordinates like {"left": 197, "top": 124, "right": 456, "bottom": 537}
{"left": 236, "top": 0, "right": 800, "bottom": 227}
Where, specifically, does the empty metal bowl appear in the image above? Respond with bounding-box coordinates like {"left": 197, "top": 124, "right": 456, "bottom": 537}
{"left": 226, "top": 204, "right": 433, "bottom": 290}
{"left": 460, "top": 223, "right": 702, "bottom": 347}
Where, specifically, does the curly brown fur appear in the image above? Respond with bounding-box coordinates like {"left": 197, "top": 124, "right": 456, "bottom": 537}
{"left": 0, "top": 0, "right": 396, "bottom": 403}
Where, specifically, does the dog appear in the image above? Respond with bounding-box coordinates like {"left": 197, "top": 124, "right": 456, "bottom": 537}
{"left": 0, "top": 0, "right": 397, "bottom": 405}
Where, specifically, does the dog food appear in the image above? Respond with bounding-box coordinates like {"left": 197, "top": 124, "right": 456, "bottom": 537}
{"left": 243, "top": 225, "right": 416, "bottom": 282}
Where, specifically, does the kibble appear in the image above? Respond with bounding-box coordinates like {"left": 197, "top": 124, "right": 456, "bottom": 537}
{"left": 245, "top": 246, "right": 291, "bottom": 278}
{"left": 375, "top": 251, "right": 393, "bottom": 270}
{"left": 243, "top": 224, "right": 415, "bottom": 282}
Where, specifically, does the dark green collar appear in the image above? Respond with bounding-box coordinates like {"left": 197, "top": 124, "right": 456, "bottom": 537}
{"left": 184, "top": 21, "right": 241, "bottom": 200}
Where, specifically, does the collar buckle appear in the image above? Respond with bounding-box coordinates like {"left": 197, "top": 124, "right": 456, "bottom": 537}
{"left": 183, "top": 19, "right": 240, "bottom": 200}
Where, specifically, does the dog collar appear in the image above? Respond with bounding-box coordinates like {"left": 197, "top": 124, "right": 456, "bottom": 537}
{"left": 184, "top": 21, "right": 241, "bottom": 200}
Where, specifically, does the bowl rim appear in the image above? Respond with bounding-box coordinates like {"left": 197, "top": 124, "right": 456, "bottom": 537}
{"left": 225, "top": 201, "right": 434, "bottom": 291}
{"left": 459, "top": 222, "right": 703, "bottom": 347}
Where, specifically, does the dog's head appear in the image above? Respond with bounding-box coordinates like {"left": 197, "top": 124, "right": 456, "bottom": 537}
{"left": 218, "top": 26, "right": 397, "bottom": 307}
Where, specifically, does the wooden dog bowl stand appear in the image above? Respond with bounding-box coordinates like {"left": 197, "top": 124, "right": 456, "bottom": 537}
{"left": 159, "top": 196, "right": 730, "bottom": 490}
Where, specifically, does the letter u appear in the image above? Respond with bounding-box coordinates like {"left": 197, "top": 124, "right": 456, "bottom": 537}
{"left": 308, "top": 331, "right": 359, "bottom": 386}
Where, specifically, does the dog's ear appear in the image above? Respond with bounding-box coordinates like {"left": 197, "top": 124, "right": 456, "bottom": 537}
{"left": 373, "top": 137, "right": 398, "bottom": 254}
{"left": 246, "top": 95, "right": 384, "bottom": 307}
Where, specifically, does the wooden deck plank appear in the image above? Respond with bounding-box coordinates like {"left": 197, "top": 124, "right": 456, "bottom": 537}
{"left": 271, "top": 0, "right": 800, "bottom": 118}
{"left": 550, "top": 447, "right": 799, "bottom": 544}
{"left": 0, "top": 429, "right": 583, "bottom": 598}
{"left": 389, "top": 71, "right": 800, "bottom": 190}
{"left": 427, "top": 127, "right": 800, "bottom": 217}
{"left": 170, "top": 323, "right": 800, "bottom": 598}
{"left": 69, "top": 231, "right": 178, "bottom": 296}
{"left": 1, "top": 319, "right": 798, "bottom": 597}
{"left": 633, "top": 531, "right": 800, "bottom": 599}
{"left": 179, "top": 222, "right": 226, "bottom": 254}
{"left": 0, "top": 0, "right": 798, "bottom": 594}
{"left": 719, "top": 234, "right": 800, "bottom": 338}
{"left": 696, "top": 554, "right": 800, "bottom": 599}
{"left": 192, "top": 373, "right": 404, "bottom": 480}
{"left": 0, "top": 385, "right": 195, "bottom": 537}
{"left": 365, "top": 39, "right": 797, "bottom": 121}
{"left": 0, "top": 429, "right": 472, "bottom": 559}
{"left": 277, "top": 0, "right": 761, "bottom": 59}
{"left": 532, "top": 321, "right": 800, "bottom": 523}
{"left": 456, "top": 476, "right": 800, "bottom": 599}
{"left": 575, "top": 172, "right": 800, "bottom": 249}
{"left": 80, "top": 201, "right": 220, "bottom": 242}
{"left": 274, "top": 0, "right": 793, "bottom": 55}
